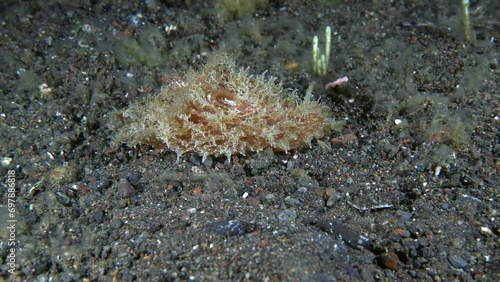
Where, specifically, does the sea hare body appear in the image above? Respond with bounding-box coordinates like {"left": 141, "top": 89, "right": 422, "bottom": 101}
{"left": 111, "top": 53, "right": 336, "bottom": 161}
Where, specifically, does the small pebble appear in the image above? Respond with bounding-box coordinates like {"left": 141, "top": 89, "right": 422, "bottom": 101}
{"left": 326, "top": 193, "right": 342, "bottom": 207}
{"left": 92, "top": 209, "right": 105, "bottom": 224}
{"left": 147, "top": 223, "right": 163, "bottom": 233}
{"left": 277, "top": 209, "right": 297, "bottom": 221}
{"left": 55, "top": 191, "right": 71, "bottom": 206}
{"left": 360, "top": 268, "right": 376, "bottom": 281}
{"left": 284, "top": 196, "right": 300, "bottom": 206}
{"left": 448, "top": 255, "right": 468, "bottom": 269}
{"left": 117, "top": 178, "right": 135, "bottom": 198}
{"left": 480, "top": 226, "right": 493, "bottom": 236}
{"left": 101, "top": 246, "right": 111, "bottom": 259}
{"left": 125, "top": 170, "right": 142, "bottom": 186}
{"left": 82, "top": 24, "right": 92, "bottom": 33}
{"left": 189, "top": 154, "right": 202, "bottom": 166}
{"left": 127, "top": 14, "right": 141, "bottom": 26}
{"left": 202, "top": 156, "right": 213, "bottom": 168}
{"left": 246, "top": 196, "right": 260, "bottom": 206}
{"left": 110, "top": 218, "right": 123, "bottom": 229}
{"left": 93, "top": 179, "right": 112, "bottom": 192}
{"left": 205, "top": 219, "right": 246, "bottom": 236}
{"left": 394, "top": 210, "right": 413, "bottom": 222}
{"left": 379, "top": 251, "right": 398, "bottom": 270}
{"left": 317, "top": 219, "right": 371, "bottom": 250}
{"left": 297, "top": 187, "right": 308, "bottom": 193}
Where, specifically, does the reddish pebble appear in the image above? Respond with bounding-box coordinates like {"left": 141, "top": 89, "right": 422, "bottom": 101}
{"left": 246, "top": 196, "right": 260, "bottom": 206}
{"left": 379, "top": 252, "right": 398, "bottom": 270}
{"left": 191, "top": 187, "right": 203, "bottom": 195}
{"left": 394, "top": 228, "right": 405, "bottom": 236}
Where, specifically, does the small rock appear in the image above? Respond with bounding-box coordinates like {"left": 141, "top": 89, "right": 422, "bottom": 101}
{"left": 101, "top": 245, "right": 112, "bottom": 259}
{"left": 277, "top": 209, "right": 297, "bottom": 221}
{"left": 54, "top": 191, "right": 72, "bottom": 206}
{"left": 232, "top": 164, "right": 245, "bottom": 175}
{"left": 393, "top": 228, "right": 411, "bottom": 238}
{"left": 205, "top": 219, "right": 246, "bottom": 236}
{"left": 202, "top": 156, "right": 213, "bottom": 168}
{"left": 136, "top": 231, "right": 149, "bottom": 244}
{"left": 125, "top": 170, "right": 142, "bottom": 186}
{"left": 246, "top": 196, "right": 260, "bottom": 206}
{"left": 284, "top": 196, "right": 300, "bottom": 206}
{"left": 117, "top": 178, "right": 135, "bottom": 198}
{"left": 93, "top": 246, "right": 102, "bottom": 258}
{"left": 295, "top": 171, "right": 319, "bottom": 189}
{"left": 360, "top": 268, "right": 376, "bottom": 282}
{"left": 379, "top": 251, "right": 398, "bottom": 270}
{"left": 110, "top": 218, "right": 123, "bottom": 229}
{"left": 297, "top": 187, "right": 308, "bottom": 193}
{"left": 480, "top": 226, "right": 493, "bottom": 236}
{"left": 317, "top": 219, "right": 371, "bottom": 250}
{"left": 262, "top": 193, "right": 276, "bottom": 204}
{"left": 394, "top": 210, "right": 413, "bottom": 222}
{"left": 93, "top": 179, "right": 112, "bottom": 192}
{"left": 312, "top": 273, "right": 336, "bottom": 282}
{"left": 189, "top": 154, "right": 202, "bottom": 166}
{"left": 147, "top": 223, "right": 163, "bottom": 233}
{"left": 326, "top": 193, "right": 342, "bottom": 207}
{"left": 448, "top": 255, "right": 468, "bottom": 269}
{"left": 91, "top": 208, "right": 105, "bottom": 224}
{"left": 250, "top": 148, "right": 275, "bottom": 170}
{"left": 301, "top": 216, "right": 315, "bottom": 225}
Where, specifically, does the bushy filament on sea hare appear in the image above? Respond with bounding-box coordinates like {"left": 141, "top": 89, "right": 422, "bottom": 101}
{"left": 111, "top": 52, "right": 337, "bottom": 162}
